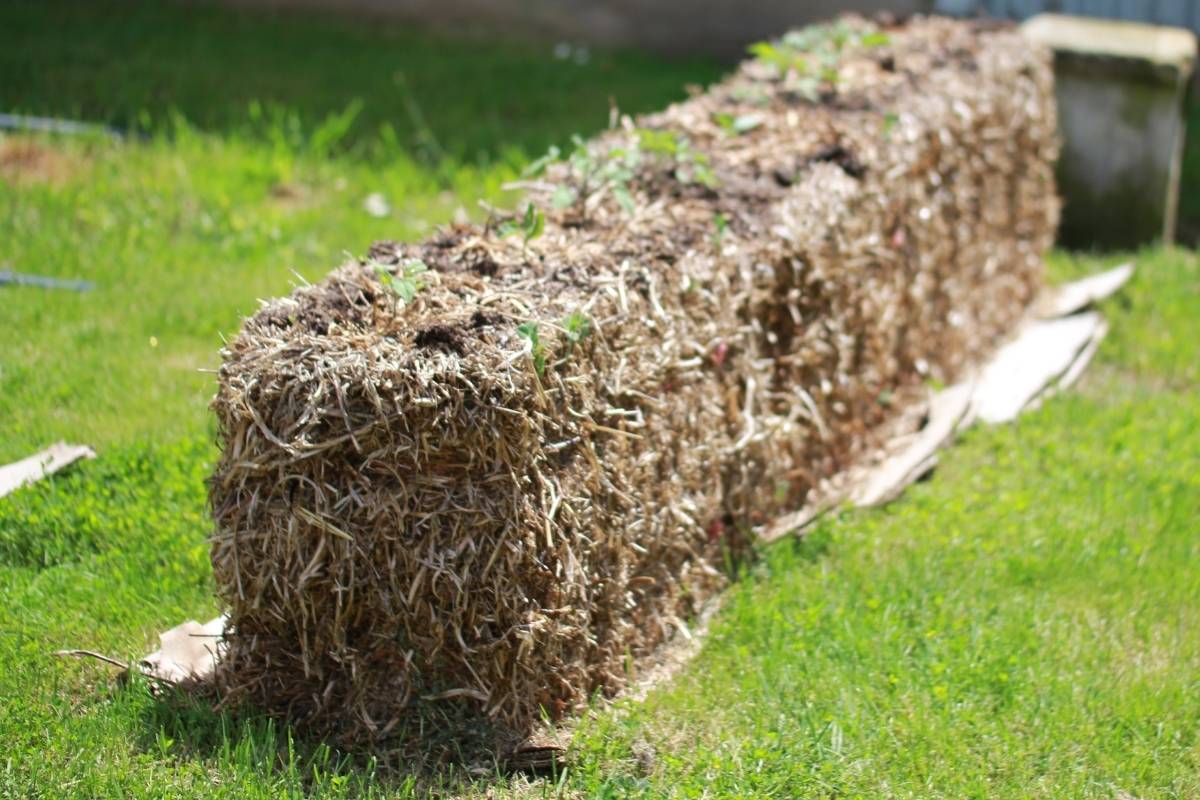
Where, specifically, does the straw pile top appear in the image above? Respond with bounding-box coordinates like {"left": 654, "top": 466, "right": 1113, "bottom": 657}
{"left": 210, "top": 15, "right": 1058, "bottom": 750}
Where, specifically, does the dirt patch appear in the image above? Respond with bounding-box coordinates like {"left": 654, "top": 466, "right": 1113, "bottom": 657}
{"left": 267, "top": 181, "right": 319, "bottom": 211}
{"left": 0, "top": 138, "right": 80, "bottom": 185}
{"left": 808, "top": 143, "right": 866, "bottom": 179}
{"left": 413, "top": 323, "right": 468, "bottom": 354}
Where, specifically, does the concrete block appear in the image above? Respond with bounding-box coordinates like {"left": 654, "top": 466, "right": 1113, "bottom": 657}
{"left": 1023, "top": 14, "right": 1197, "bottom": 248}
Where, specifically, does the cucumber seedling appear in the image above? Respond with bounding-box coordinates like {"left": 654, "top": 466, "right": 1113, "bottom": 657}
{"left": 528, "top": 135, "right": 639, "bottom": 220}
{"left": 749, "top": 21, "right": 890, "bottom": 101}
{"left": 713, "top": 112, "right": 763, "bottom": 135}
{"left": 516, "top": 322, "right": 546, "bottom": 378}
{"left": 636, "top": 128, "right": 718, "bottom": 189}
{"left": 561, "top": 311, "right": 592, "bottom": 355}
{"left": 374, "top": 258, "right": 428, "bottom": 314}
{"left": 499, "top": 202, "right": 545, "bottom": 249}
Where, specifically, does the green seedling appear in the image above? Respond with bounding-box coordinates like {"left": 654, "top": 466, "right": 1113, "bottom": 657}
{"left": 516, "top": 322, "right": 546, "bottom": 377}
{"left": 499, "top": 202, "right": 545, "bottom": 247}
{"left": 730, "top": 85, "right": 771, "bottom": 107}
{"left": 610, "top": 182, "right": 635, "bottom": 214}
{"left": 551, "top": 184, "right": 578, "bottom": 209}
{"left": 883, "top": 112, "right": 900, "bottom": 136}
{"left": 531, "top": 134, "right": 640, "bottom": 220}
{"left": 532, "top": 127, "right": 717, "bottom": 221}
{"left": 374, "top": 258, "right": 428, "bottom": 311}
{"left": 530, "top": 127, "right": 718, "bottom": 223}
{"left": 636, "top": 128, "right": 681, "bottom": 157}
{"left": 562, "top": 311, "right": 592, "bottom": 355}
{"left": 523, "top": 145, "right": 562, "bottom": 178}
{"left": 636, "top": 128, "right": 718, "bottom": 189}
{"left": 751, "top": 22, "right": 890, "bottom": 93}
{"left": 713, "top": 212, "right": 730, "bottom": 243}
{"left": 713, "top": 112, "right": 763, "bottom": 135}
{"left": 571, "top": 136, "right": 639, "bottom": 214}
{"left": 748, "top": 41, "right": 808, "bottom": 74}
{"left": 676, "top": 154, "right": 717, "bottom": 189}
{"left": 781, "top": 20, "right": 887, "bottom": 53}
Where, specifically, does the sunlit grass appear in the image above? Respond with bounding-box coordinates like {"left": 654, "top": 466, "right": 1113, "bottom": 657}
{"left": 1, "top": 1, "right": 1198, "bottom": 797}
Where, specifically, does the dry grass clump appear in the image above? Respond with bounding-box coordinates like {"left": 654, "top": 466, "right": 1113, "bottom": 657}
{"left": 209, "top": 15, "right": 1058, "bottom": 747}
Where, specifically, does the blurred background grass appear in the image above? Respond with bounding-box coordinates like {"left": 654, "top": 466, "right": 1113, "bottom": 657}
{"left": 1, "top": 0, "right": 722, "bottom": 161}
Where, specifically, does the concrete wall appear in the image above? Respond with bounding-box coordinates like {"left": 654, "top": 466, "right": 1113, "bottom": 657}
{"left": 938, "top": 0, "right": 1200, "bottom": 35}
{"left": 1023, "top": 14, "right": 1197, "bottom": 247}
{"left": 1052, "top": 65, "right": 1188, "bottom": 247}
{"left": 220, "top": 0, "right": 932, "bottom": 57}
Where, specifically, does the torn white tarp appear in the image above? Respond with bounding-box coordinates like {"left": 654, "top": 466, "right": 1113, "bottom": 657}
{"left": 759, "top": 263, "right": 1132, "bottom": 539}
{"left": 1034, "top": 262, "right": 1133, "bottom": 319}
{"left": 1051, "top": 317, "right": 1109, "bottom": 395}
{"left": 0, "top": 442, "right": 96, "bottom": 499}
{"left": 851, "top": 380, "right": 976, "bottom": 508}
{"left": 141, "top": 616, "right": 227, "bottom": 684}
{"left": 973, "top": 312, "right": 1106, "bottom": 424}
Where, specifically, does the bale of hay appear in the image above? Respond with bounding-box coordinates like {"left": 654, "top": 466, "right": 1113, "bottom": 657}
{"left": 209, "top": 15, "right": 1058, "bottom": 743}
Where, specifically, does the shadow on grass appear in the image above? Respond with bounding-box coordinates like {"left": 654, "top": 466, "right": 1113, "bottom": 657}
{"left": 131, "top": 676, "right": 529, "bottom": 794}
{"left": 124, "top": 535, "right": 780, "bottom": 793}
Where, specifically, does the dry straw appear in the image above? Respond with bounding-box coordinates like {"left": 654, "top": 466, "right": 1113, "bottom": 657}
{"left": 209, "top": 15, "right": 1059, "bottom": 747}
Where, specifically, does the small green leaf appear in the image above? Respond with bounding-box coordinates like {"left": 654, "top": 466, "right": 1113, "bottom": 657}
{"left": 612, "top": 184, "right": 635, "bottom": 214}
{"left": 713, "top": 212, "right": 729, "bottom": 241}
{"left": 499, "top": 203, "right": 545, "bottom": 246}
{"left": 689, "top": 162, "right": 718, "bottom": 189}
{"left": 713, "top": 111, "right": 761, "bottom": 135}
{"left": 551, "top": 184, "right": 578, "bottom": 209}
{"left": 374, "top": 264, "right": 394, "bottom": 290}
{"left": 860, "top": 31, "right": 890, "bottom": 48}
{"left": 562, "top": 312, "right": 591, "bottom": 346}
{"left": 374, "top": 258, "right": 427, "bottom": 307}
{"left": 636, "top": 128, "right": 679, "bottom": 156}
{"left": 525, "top": 204, "right": 544, "bottom": 244}
{"left": 732, "top": 114, "right": 762, "bottom": 133}
{"left": 516, "top": 322, "right": 545, "bottom": 377}
{"left": 516, "top": 322, "right": 539, "bottom": 344}
{"left": 523, "top": 145, "right": 561, "bottom": 177}
{"left": 796, "top": 76, "right": 821, "bottom": 102}
{"left": 747, "top": 41, "right": 776, "bottom": 61}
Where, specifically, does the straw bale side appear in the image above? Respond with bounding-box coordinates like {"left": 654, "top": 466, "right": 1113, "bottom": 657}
{"left": 209, "top": 16, "right": 1058, "bottom": 742}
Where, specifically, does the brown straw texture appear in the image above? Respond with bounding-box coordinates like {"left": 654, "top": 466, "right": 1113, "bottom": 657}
{"left": 209, "top": 15, "right": 1059, "bottom": 745}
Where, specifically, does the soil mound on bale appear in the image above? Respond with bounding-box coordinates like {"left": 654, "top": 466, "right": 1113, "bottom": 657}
{"left": 209, "top": 15, "right": 1058, "bottom": 748}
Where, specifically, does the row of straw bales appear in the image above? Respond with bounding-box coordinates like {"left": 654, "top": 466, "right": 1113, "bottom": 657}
{"left": 209, "top": 15, "right": 1059, "bottom": 745}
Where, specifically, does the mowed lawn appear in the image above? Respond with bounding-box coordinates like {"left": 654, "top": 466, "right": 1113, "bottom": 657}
{"left": 2, "top": 2, "right": 1198, "bottom": 797}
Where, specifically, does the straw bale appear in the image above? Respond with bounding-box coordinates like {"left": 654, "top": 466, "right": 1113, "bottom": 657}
{"left": 209, "top": 15, "right": 1058, "bottom": 744}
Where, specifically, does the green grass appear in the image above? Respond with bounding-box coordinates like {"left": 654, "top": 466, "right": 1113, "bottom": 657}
{"left": 2, "top": 1, "right": 1199, "bottom": 797}
{"left": 0, "top": 0, "right": 720, "bottom": 161}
